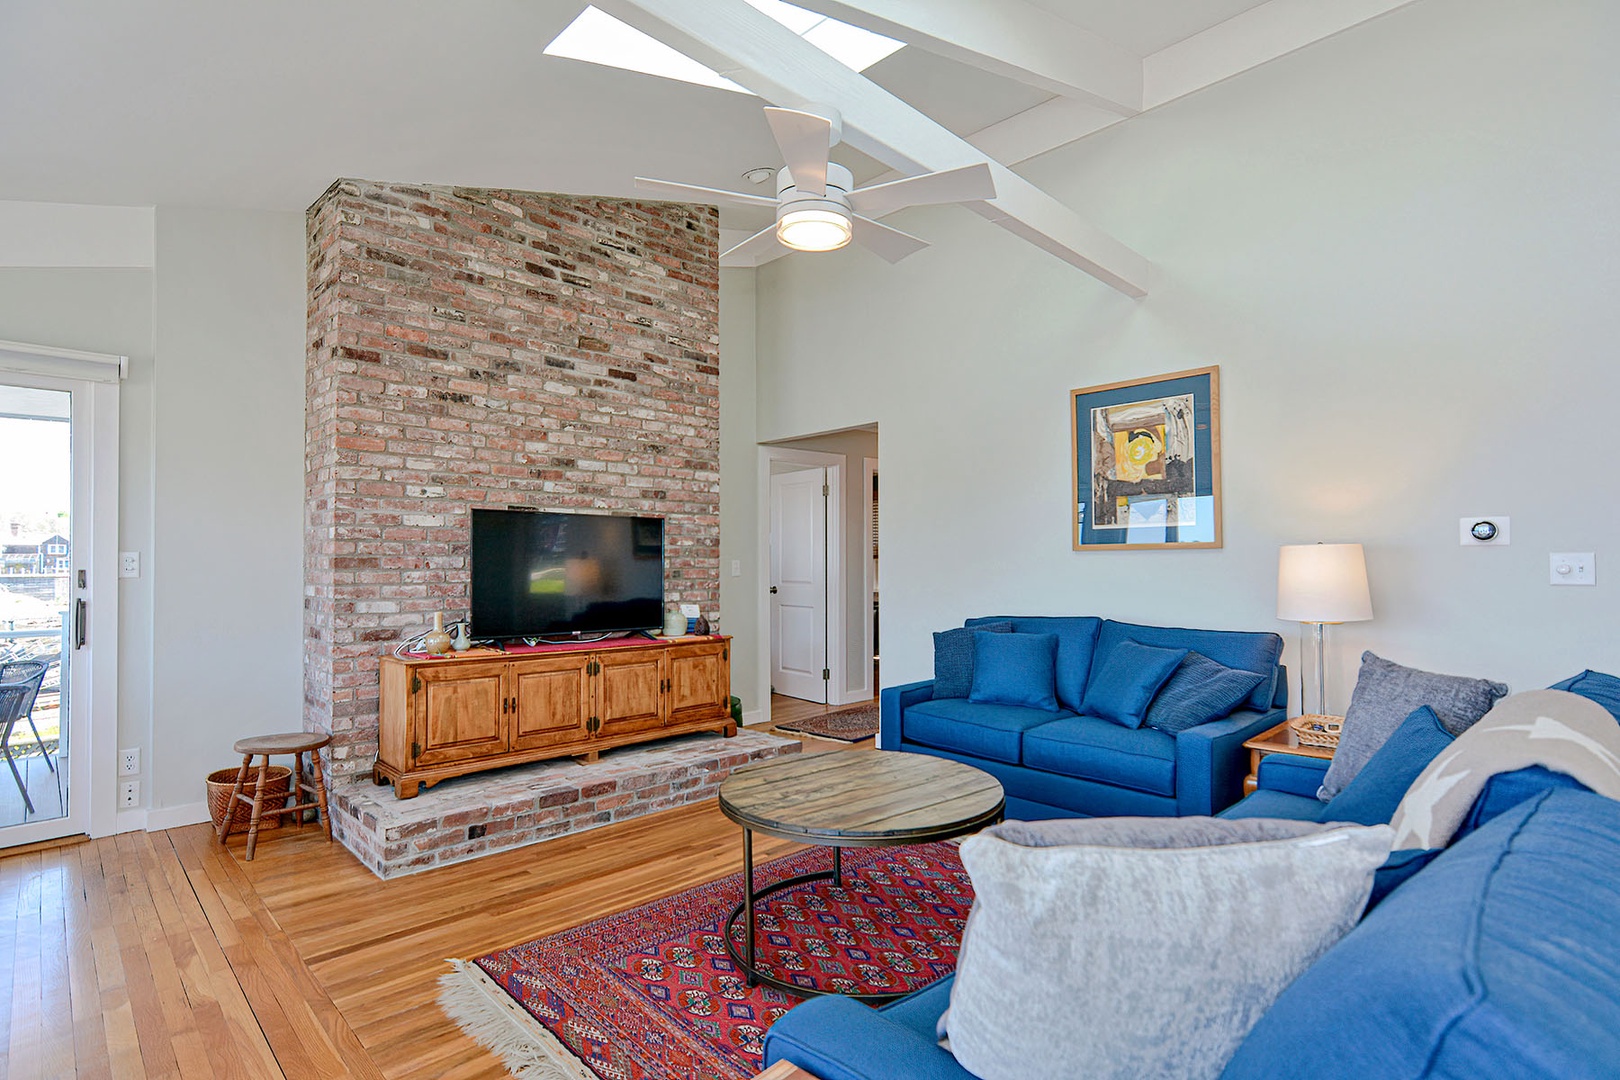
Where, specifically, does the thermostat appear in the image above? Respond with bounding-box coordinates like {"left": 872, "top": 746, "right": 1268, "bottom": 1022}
{"left": 1460, "top": 517, "right": 1510, "bottom": 546}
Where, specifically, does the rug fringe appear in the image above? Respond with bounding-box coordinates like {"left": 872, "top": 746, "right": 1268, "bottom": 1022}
{"left": 438, "top": 959, "right": 599, "bottom": 1080}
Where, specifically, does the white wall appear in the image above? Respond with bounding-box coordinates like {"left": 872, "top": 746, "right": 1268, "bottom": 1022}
{"left": 718, "top": 269, "right": 762, "bottom": 717}
{"left": 746, "top": 0, "right": 1620, "bottom": 710}
{"left": 0, "top": 203, "right": 308, "bottom": 829}
{"left": 150, "top": 208, "right": 306, "bottom": 816}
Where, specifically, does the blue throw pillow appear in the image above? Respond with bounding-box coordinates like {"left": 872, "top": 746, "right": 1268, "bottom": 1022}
{"left": 1322, "top": 705, "right": 1453, "bottom": 826}
{"left": 1144, "top": 652, "right": 1266, "bottom": 734}
{"left": 968, "top": 632, "right": 1060, "bottom": 711}
{"left": 1549, "top": 669, "right": 1620, "bottom": 723}
{"left": 1080, "top": 640, "right": 1189, "bottom": 729}
{"left": 933, "top": 621, "right": 1012, "bottom": 698}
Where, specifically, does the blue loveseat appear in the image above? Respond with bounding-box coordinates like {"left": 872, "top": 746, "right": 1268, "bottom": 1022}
{"left": 879, "top": 617, "right": 1286, "bottom": 819}
{"left": 762, "top": 778, "right": 1620, "bottom": 1079}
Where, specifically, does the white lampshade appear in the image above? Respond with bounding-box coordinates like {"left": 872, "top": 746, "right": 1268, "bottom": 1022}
{"left": 1277, "top": 543, "right": 1373, "bottom": 624}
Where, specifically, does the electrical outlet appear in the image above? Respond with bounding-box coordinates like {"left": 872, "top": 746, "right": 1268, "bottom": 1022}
{"left": 119, "top": 747, "right": 140, "bottom": 775}
{"left": 730, "top": 559, "right": 741, "bottom": 578}
{"left": 118, "top": 780, "right": 140, "bottom": 808}
{"left": 119, "top": 551, "right": 140, "bottom": 578}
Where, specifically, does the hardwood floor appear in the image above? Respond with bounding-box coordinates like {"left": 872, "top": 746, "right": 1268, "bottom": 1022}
{"left": 1, "top": 731, "right": 877, "bottom": 1079}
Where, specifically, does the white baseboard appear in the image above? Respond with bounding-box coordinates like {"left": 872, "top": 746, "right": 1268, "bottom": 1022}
{"left": 114, "top": 808, "right": 146, "bottom": 833}
{"left": 144, "top": 801, "right": 211, "bottom": 833}
{"left": 741, "top": 708, "right": 764, "bottom": 727}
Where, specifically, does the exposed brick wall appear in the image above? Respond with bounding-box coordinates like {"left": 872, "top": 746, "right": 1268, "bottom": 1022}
{"left": 304, "top": 179, "right": 721, "bottom": 780}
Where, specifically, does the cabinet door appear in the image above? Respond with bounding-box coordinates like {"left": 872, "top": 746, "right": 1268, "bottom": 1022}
{"left": 667, "top": 641, "right": 730, "bottom": 727}
{"left": 510, "top": 654, "right": 592, "bottom": 752}
{"left": 414, "top": 661, "right": 508, "bottom": 766}
{"left": 595, "top": 650, "right": 667, "bottom": 738}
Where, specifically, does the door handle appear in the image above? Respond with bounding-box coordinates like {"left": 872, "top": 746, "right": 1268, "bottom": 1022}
{"left": 769, "top": 586, "right": 778, "bottom": 594}
{"left": 74, "top": 599, "right": 86, "bottom": 649}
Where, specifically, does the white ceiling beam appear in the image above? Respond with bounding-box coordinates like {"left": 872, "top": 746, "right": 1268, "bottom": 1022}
{"left": 602, "top": 0, "right": 1152, "bottom": 297}
{"left": 1143, "top": 0, "right": 1422, "bottom": 109}
{"left": 951, "top": 0, "right": 1424, "bottom": 169}
{"left": 793, "top": 0, "right": 1141, "bottom": 115}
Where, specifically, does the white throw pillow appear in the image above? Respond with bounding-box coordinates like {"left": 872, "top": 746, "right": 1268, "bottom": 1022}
{"left": 943, "top": 817, "right": 1393, "bottom": 1080}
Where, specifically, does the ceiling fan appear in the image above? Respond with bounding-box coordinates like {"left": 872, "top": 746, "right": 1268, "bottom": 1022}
{"left": 635, "top": 106, "right": 996, "bottom": 266}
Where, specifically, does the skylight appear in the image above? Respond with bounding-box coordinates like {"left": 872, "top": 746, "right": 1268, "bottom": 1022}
{"left": 544, "top": 2, "right": 905, "bottom": 94}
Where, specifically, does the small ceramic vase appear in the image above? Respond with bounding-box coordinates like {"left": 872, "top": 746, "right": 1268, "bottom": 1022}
{"left": 423, "top": 611, "right": 453, "bottom": 655}
{"left": 663, "top": 609, "right": 687, "bottom": 637}
{"left": 452, "top": 622, "right": 472, "bottom": 652}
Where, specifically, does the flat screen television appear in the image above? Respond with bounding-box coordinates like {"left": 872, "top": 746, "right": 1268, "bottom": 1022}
{"left": 470, "top": 508, "right": 665, "bottom": 640}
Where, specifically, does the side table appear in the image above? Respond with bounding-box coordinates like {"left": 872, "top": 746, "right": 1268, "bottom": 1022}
{"left": 1241, "top": 719, "right": 1340, "bottom": 795}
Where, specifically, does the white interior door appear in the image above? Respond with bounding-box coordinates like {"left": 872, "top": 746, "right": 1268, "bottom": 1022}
{"left": 770, "top": 467, "right": 828, "bottom": 703}
{"left": 0, "top": 368, "right": 117, "bottom": 847}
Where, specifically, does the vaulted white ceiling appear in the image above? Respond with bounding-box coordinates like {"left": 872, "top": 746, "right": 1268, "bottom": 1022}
{"left": 0, "top": 0, "right": 1418, "bottom": 292}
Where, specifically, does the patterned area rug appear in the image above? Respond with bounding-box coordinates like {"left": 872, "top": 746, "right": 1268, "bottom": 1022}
{"left": 440, "top": 842, "right": 971, "bottom": 1080}
{"left": 772, "top": 702, "right": 880, "bottom": 743}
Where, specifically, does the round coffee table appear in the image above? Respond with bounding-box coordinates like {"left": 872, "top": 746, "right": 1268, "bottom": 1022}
{"left": 717, "top": 749, "right": 1004, "bottom": 1001}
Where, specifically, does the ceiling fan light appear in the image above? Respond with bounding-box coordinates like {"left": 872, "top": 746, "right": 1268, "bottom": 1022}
{"left": 776, "top": 208, "right": 852, "bottom": 252}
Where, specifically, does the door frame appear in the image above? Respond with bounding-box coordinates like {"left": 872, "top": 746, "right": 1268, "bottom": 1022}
{"left": 757, "top": 446, "right": 847, "bottom": 724}
{"left": 0, "top": 340, "right": 122, "bottom": 845}
{"left": 861, "top": 455, "right": 878, "bottom": 696}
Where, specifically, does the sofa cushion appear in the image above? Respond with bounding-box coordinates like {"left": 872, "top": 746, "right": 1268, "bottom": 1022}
{"left": 1319, "top": 651, "right": 1508, "bottom": 800}
{"left": 903, "top": 698, "right": 1071, "bottom": 765}
{"left": 1144, "top": 652, "right": 1267, "bottom": 735}
{"left": 1549, "top": 668, "right": 1620, "bottom": 722}
{"left": 1096, "top": 621, "right": 1282, "bottom": 712}
{"left": 1222, "top": 788, "right": 1620, "bottom": 1080}
{"left": 932, "top": 622, "right": 1012, "bottom": 698}
{"left": 968, "top": 632, "right": 1059, "bottom": 711}
{"left": 1320, "top": 705, "right": 1453, "bottom": 826}
{"left": 966, "top": 617, "right": 1102, "bottom": 714}
{"left": 945, "top": 817, "right": 1392, "bottom": 1080}
{"left": 1080, "top": 641, "right": 1188, "bottom": 729}
{"left": 1022, "top": 715, "right": 1177, "bottom": 796}
{"left": 1217, "top": 788, "right": 1326, "bottom": 822}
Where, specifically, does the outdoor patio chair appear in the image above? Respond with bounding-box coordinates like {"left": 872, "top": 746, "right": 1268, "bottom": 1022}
{"left": 0, "top": 680, "right": 40, "bottom": 814}
{"left": 0, "top": 660, "right": 52, "bottom": 773}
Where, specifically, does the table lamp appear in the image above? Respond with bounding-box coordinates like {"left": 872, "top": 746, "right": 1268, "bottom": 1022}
{"left": 1277, "top": 543, "right": 1373, "bottom": 718}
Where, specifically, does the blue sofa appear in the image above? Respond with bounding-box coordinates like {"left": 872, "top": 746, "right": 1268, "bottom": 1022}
{"left": 762, "top": 779, "right": 1620, "bottom": 1079}
{"left": 879, "top": 617, "right": 1286, "bottom": 819}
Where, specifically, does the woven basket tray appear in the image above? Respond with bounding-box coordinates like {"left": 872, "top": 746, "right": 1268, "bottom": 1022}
{"left": 1289, "top": 714, "right": 1343, "bottom": 749}
{"left": 206, "top": 765, "right": 291, "bottom": 835}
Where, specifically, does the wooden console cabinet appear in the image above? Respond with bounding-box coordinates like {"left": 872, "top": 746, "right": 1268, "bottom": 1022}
{"left": 375, "top": 637, "right": 734, "bottom": 798}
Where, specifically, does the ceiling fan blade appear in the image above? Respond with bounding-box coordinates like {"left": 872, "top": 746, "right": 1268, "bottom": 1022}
{"left": 721, "top": 224, "right": 787, "bottom": 267}
{"left": 852, "top": 215, "right": 929, "bottom": 264}
{"left": 764, "top": 107, "right": 831, "bottom": 197}
{"left": 847, "top": 162, "right": 996, "bottom": 217}
{"left": 634, "top": 176, "right": 780, "bottom": 209}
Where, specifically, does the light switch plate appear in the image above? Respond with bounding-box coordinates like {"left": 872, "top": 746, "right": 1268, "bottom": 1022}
{"left": 1460, "top": 517, "right": 1510, "bottom": 545}
{"left": 1550, "top": 552, "right": 1595, "bottom": 586}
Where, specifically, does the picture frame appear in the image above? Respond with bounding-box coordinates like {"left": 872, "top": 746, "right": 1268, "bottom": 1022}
{"left": 1071, "top": 365, "right": 1222, "bottom": 551}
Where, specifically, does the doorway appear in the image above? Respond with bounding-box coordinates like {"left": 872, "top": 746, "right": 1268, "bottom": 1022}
{"left": 0, "top": 346, "right": 120, "bottom": 849}
{"left": 760, "top": 426, "right": 878, "bottom": 717}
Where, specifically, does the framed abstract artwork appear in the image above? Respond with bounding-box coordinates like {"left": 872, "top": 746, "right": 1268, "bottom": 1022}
{"left": 1071, "top": 366, "right": 1222, "bottom": 550}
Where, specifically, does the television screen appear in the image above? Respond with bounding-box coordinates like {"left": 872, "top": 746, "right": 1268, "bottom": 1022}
{"left": 471, "top": 509, "right": 665, "bottom": 639}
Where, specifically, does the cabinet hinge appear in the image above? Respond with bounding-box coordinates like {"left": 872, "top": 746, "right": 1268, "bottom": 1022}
{"left": 411, "top": 673, "right": 421, "bottom": 694}
{"left": 411, "top": 741, "right": 420, "bottom": 759}
{"left": 722, "top": 647, "right": 728, "bottom": 661}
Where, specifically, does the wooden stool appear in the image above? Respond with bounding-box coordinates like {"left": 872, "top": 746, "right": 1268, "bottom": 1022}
{"left": 217, "top": 732, "right": 334, "bottom": 860}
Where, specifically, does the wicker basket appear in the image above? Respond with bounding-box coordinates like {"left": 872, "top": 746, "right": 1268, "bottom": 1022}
{"left": 206, "top": 765, "right": 292, "bottom": 835}
{"left": 1289, "top": 714, "right": 1344, "bottom": 749}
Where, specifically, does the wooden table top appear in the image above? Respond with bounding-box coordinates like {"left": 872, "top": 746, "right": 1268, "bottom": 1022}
{"left": 1242, "top": 720, "right": 1337, "bottom": 761}
{"left": 718, "top": 750, "right": 1005, "bottom": 847}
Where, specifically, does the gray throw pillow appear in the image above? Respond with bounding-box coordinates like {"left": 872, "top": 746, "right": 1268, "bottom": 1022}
{"left": 933, "top": 621, "right": 1012, "bottom": 698}
{"left": 1318, "top": 652, "right": 1509, "bottom": 801}
{"left": 943, "top": 817, "right": 1393, "bottom": 1080}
